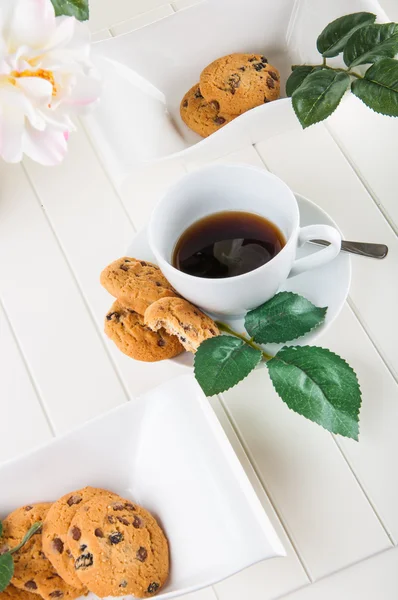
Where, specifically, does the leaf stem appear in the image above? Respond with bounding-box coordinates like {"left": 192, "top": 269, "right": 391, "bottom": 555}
{"left": 9, "top": 523, "right": 42, "bottom": 555}
{"left": 312, "top": 63, "right": 362, "bottom": 78}
{"left": 215, "top": 321, "right": 273, "bottom": 361}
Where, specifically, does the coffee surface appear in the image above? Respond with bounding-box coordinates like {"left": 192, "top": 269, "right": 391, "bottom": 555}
{"left": 173, "top": 211, "right": 286, "bottom": 278}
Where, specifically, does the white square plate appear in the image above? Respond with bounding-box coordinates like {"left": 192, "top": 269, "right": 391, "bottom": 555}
{"left": 0, "top": 375, "right": 284, "bottom": 598}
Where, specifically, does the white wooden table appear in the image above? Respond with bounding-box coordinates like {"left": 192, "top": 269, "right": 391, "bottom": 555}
{"left": 2, "top": 1, "right": 398, "bottom": 598}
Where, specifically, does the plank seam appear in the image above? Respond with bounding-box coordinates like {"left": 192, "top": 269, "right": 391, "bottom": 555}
{"left": 275, "top": 544, "right": 398, "bottom": 599}
{"left": 78, "top": 119, "right": 135, "bottom": 229}
{"left": 325, "top": 122, "right": 398, "bottom": 236}
{"left": 0, "top": 297, "right": 56, "bottom": 437}
{"left": 217, "top": 391, "right": 313, "bottom": 583}
{"left": 21, "top": 163, "right": 132, "bottom": 406}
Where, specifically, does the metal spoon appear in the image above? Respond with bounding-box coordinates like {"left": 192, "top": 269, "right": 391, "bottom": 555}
{"left": 310, "top": 239, "right": 388, "bottom": 259}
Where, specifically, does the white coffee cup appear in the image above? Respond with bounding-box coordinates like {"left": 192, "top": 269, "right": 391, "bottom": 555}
{"left": 148, "top": 164, "right": 341, "bottom": 317}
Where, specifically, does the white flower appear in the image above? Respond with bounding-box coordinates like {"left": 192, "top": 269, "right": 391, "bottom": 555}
{"left": 0, "top": 0, "right": 101, "bottom": 165}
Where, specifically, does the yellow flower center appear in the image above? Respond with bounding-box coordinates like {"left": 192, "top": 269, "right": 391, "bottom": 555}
{"left": 10, "top": 69, "right": 57, "bottom": 96}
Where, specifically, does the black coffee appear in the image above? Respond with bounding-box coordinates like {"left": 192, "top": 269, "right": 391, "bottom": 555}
{"left": 173, "top": 211, "right": 286, "bottom": 279}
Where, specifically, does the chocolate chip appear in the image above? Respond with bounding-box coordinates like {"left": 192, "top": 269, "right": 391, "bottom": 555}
{"left": 140, "top": 261, "right": 148, "bottom": 266}
{"left": 155, "top": 281, "right": 162, "bottom": 287}
{"left": 49, "top": 592, "right": 63, "bottom": 598}
{"left": 209, "top": 100, "right": 220, "bottom": 111}
{"left": 157, "top": 338, "right": 166, "bottom": 347}
{"left": 193, "top": 311, "right": 199, "bottom": 316}
{"left": 71, "top": 526, "right": 81, "bottom": 541}
{"left": 94, "top": 528, "right": 104, "bottom": 538}
{"left": 180, "top": 336, "right": 186, "bottom": 343}
{"left": 24, "top": 506, "right": 33, "bottom": 511}
{"left": 261, "top": 56, "right": 268, "bottom": 63}
{"left": 120, "top": 264, "right": 129, "bottom": 271}
{"left": 109, "top": 531, "right": 123, "bottom": 544}
{"left": 194, "top": 88, "right": 203, "bottom": 99}
{"left": 228, "top": 73, "right": 240, "bottom": 94}
{"left": 67, "top": 495, "right": 82, "bottom": 506}
{"left": 117, "top": 516, "right": 129, "bottom": 526}
{"left": 80, "top": 545, "right": 87, "bottom": 551}
{"left": 132, "top": 516, "right": 143, "bottom": 528}
{"left": 248, "top": 57, "right": 256, "bottom": 62}
{"left": 25, "top": 581, "right": 37, "bottom": 590}
{"left": 125, "top": 503, "right": 135, "bottom": 511}
{"left": 147, "top": 582, "right": 160, "bottom": 594}
{"left": 107, "top": 311, "right": 120, "bottom": 322}
{"left": 107, "top": 515, "right": 115, "bottom": 524}
{"left": 264, "top": 97, "right": 270, "bottom": 103}
{"left": 136, "top": 547, "right": 147, "bottom": 562}
{"left": 253, "top": 62, "right": 266, "bottom": 71}
{"left": 119, "top": 581, "right": 128, "bottom": 588}
{"left": 209, "top": 328, "right": 216, "bottom": 335}
{"left": 266, "top": 77, "right": 275, "bottom": 89}
{"left": 269, "top": 71, "right": 278, "bottom": 80}
{"left": 52, "top": 538, "right": 64, "bottom": 554}
{"left": 66, "top": 549, "right": 73, "bottom": 557}
{"left": 238, "top": 66, "right": 246, "bottom": 71}
{"left": 111, "top": 502, "right": 125, "bottom": 511}
{"left": 182, "top": 100, "right": 188, "bottom": 108}
{"left": 214, "top": 116, "right": 226, "bottom": 125}
{"left": 75, "top": 553, "right": 93, "bottom": 570}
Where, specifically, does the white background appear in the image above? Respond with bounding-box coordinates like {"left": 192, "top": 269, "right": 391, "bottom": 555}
{"left": 1, "top": 0, "right": 398, "bottom": 598}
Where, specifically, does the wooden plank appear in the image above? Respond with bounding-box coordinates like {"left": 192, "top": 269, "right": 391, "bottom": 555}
{"left": 24, "top": 128, "right": 186, "bottom": 398}
{"left": 279, "top": 547, "right": 398, "bottom": 600}
{"left": 89, "top": 0, "right": 172, "bottom": 33}
{"left": 0, "top": 303, "right": 53, "bottom": 463}
{"left": 172, "top": 0, "right": 205, "bottom": 10}
{"left": 0, "top": 161, "right": 128, "bottom": 433}
{"left": 256, "top": 126, "right": 398, "bottom": 380}
{"left": 220, "top": 309, "right": 391, "bottom": 580}
{"left": 210, "top": 397, "right": 309, "bottom": 600}
{"left": 182, "top": 145, "right": 392, "bottom": 578}
{"left": 110, "top": 6, "right": 175, "bottom": 37}
{"left": 327, "top": 95, "right": 398, "bottom": 232}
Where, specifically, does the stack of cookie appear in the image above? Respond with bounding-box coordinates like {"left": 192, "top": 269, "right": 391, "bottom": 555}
{"left": 180, "top": 53, "right": 280, "bottom": 137}
{"left": 1, "top": 487, "right": 169, "bottom": 600}
{"left": 100, "top": 257, "right": 220, "bottom": 362}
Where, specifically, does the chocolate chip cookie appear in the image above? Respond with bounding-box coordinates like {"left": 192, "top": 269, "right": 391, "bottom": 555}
{"left": 180, "top": 84, "right": 236, "bottom": 137}
{"left": 42, "top": 487, "right": 119, "bottom": 589}
{"left": 100, "top": 257, "right": 177, "bottom": 316}
{"left": 0, "top": 586, "right": 39, "bottom": 600}
{"left": 67, "top": 497, "right": 169, "bottom": 598}
{"left": 105, "top": 300, "right": 183, "bottom": 361}
{"left": 2, "top": 504, "right": 85, "bottom": 600}
{"left": 200, "top": 53, "right": 280, "bottom": 115}
{"left": 144, "top": 297, "right": 220, "bottom": 353}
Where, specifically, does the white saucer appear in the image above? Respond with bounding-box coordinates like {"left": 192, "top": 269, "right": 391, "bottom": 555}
{"left": 127, "top": 194, "right": 351, "bottom": 368}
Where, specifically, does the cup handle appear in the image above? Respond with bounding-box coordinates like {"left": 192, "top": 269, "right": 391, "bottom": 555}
{"left": 289, "top": 224, "right": 341, "bottom": 278}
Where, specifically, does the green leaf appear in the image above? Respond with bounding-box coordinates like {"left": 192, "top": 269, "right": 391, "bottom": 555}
{"left": 9, "top": 523, "right": 42, "bottom": 556}
{"left": 344, "top": 23, "right": 398, "bottom": 67}
{"left": 267, "top": 346, "right": 361, "bottom": 439}
{"left": 317, "top": 12, "right": 376, "bottom": 58}
{"left": 292, "top": 69, "right": 350, "bottom": 128}
{"left": 352, "top": 57, "right": 398, "bottom": 116}
{"left": 50, "top": 0, "right": 89, "bottom": 21}
{"left": 0, "top": 553, "right": 14, "bottom": 592}
{"left": 194, "top": 336, "right": 262, "bottom": 396}
{"left": 245, "top": 292, "right": 327, "bottom": 344}
{"left": 286, "top": 66, "right": 318, "bottom": 97}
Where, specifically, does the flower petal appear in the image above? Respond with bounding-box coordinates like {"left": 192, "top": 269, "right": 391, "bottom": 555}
{"left": 15, "top": 76, "right": 53, "bottom": 103}
{"left": 43, "top": 15, "right": 75, "bottom": 52}
{"left": 23, "top": 123, "right": 68, "bottom": 165}
{"left": 8, "top": 0, "right": 55, "bottom": 51}
{"left": 0, "top": 85, "right": 45, "bottom": 129}
{"left": 0, "top": 105, "right": 24, "bottom": 162}
{"left": 61, "top": 71, "right": 101, "bottom": 109}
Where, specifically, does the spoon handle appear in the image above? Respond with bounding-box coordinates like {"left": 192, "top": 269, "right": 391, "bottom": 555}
{"left": 310, "top": 239, "right": 388, "bottom": 259}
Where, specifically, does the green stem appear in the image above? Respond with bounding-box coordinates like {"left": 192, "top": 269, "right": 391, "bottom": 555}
{"left": 10, "top": 523, "right": 42, "bottom": 555}
{"left": 313, "top": 64, "right": 362, "bottom": 78}
{"left": 216, "top": 321, "right": 273, "bottom": 361}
